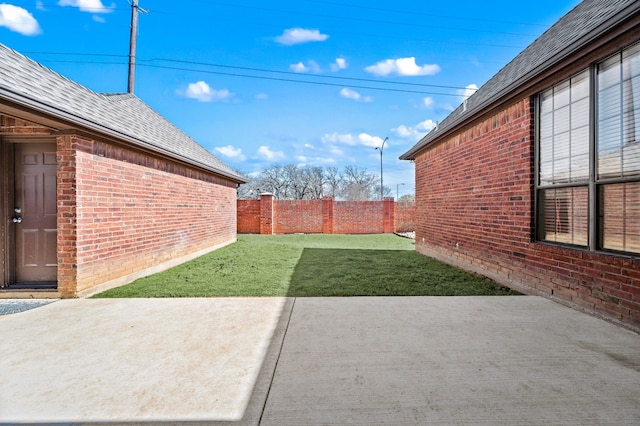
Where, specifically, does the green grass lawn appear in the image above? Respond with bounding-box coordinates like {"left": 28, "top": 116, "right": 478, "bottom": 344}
{"left": 93, "top": 234, "right": 520, "bottom": 298}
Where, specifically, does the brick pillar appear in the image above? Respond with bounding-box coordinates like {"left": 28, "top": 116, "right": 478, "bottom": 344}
{"left": 322, "top": 196, "right": 334, "bottom": 234}
{"left": 383, "top": 197, "right": 395, "bottom": 233}
{"left": 56, "top": 135, "right": 80, "bottom": 297}
{"left": 260, "top": 193, "right": 274, "bottom": 235}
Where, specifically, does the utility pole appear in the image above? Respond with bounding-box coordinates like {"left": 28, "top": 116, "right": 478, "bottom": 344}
{"left": 375, "top": 137, "right": 388, "bottom": 200}
{"left": 128, "top": 0, "right": 139, "bottom": 94}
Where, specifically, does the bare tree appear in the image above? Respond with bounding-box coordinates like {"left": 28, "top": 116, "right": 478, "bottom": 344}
{"left": 238, "top": 164, "right": 382, "bottom": 201}
{"left": 260, "top": 165, "right": 288, "bottom": 199}
{"left": 398, "top": 194, "right": 415, "bottom": 203}
{"left": 373, "top": 184, "right": 393, "bottom": 200}
{"left": 304, "top": 166, "right": 326, "bottom": 199}
{"left": 341, "top": 165, "right": 378, "bottom": 201}
{"left": 324, "top": 166, "right": 342, "bottom": 199}
{"left": 236, "top": 170, "right": 260, "bottom": 199}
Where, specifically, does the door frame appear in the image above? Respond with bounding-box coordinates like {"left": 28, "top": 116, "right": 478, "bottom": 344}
{"left": 1, "top": 138, "right": 15, "bottom": 287}
{"left": 1, "top": 137, "right": 58, "bottom": 288}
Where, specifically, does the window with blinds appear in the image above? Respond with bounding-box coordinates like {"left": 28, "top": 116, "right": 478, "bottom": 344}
{"left": 538, "top": 71, "right": 590, "bottom": 247}
{"left": 597, "top": 44, "right": 640, "bottom": 179}
{"left": 539, "top": 187, "right": 589, "bottom": 245}
{"left": 537, "top": 42, "right": 640, "bottom": 255}
{"left": 539, "top": 71, "right": 590, "bottom": 185}
{"left": 600, "top": 182, "right": 640, "bottom": 253}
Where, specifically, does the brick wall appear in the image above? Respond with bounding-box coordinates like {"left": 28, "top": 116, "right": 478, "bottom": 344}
{"left": 60, "top": 135, "right": 238, "bottom": 296}
{"left": 238, "top": 196, "right": 409, "bottom": 234}
{"left": 413, "top": 97, "right": 640, "bottom": 331}
{"left": 237, "top": 199, "right": 260, "bottom": 233}
{"left": 333, "top": 200, "right": 387, "bottom": 234}
{"left": 395, "top": 202, "right": 416, "bottom": 233}
{"left": 274, "top": 200, "right": 323, "bottom": 234}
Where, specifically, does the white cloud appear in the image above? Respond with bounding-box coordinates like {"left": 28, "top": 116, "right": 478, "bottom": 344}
{"left": 58, "top": 0, "right": 114, "bottom": 13}
{"left": 365, "top": 57, "right": 440, "bottom": 77}
{"left": 296, "top": 155, "right": 336, "bottom": 166}
{"left": 392, "top": 125, "right": 413, "bottom": 139}
{"left": 92, "top": 14, "right": 105, "bottom": 23}
{"left": 0, "top": 4, "right": 41, "bottom": 35}
{"left": 322, "top": 132, "right": 384, "bottom": 148}
{"left": 255, "top": 93, "right": 268, "bottom": 100}
{"left": 289, "top": 60, "right": 320, "bottom": 73}
{"left": 322, "top": 132, "right": 356, "bottom": 145}
{"left": 329, "top": 145, "right": 343, "bottom": 155}
{"left": 330, "top": 57, "right": 347, "bottom": 72}
{"left": 290, "top": 62, "right": 307, "bottom": 73}
{"left": 392, "top": 119, "right": 437, "bottom": 141}
{"left": 215, "top": 145, "right": 246, "bottom": 161}
{"left": 257, "top": 146, "right": 285, "bottom": 161}
{"left": 36, "top": 1, "right": 46, "bottom": 11}
{"left": 458, "top": 83, "right": 478, "bottom": 101}
{"left": 275, "top": 28, "right": 328, "bottom": 45}
{"left": 181, "top": 81, "right": 234, "bottom": 102}
{"left": 340, "top": 88, "right": 372, "bottom": 103}
{"left": 422, "top": 97, "right": 434, "bottom": 108}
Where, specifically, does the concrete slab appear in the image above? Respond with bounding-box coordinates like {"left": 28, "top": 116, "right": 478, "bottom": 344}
{"left": 261, "top": 297, "right": 640, "bottom": 425}
{"left": 0, "top": 298, "right": 291, "bottom": 424}
{"left": 1, "top": 296, "right": 639, "bottom": 425}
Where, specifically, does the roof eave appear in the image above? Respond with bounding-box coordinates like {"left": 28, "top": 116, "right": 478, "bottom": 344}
{"left": 400, "top": 1, "right": 640, "bottom": 161}
{"left": 0, "top": 88, "right": 247, "bottom": 184}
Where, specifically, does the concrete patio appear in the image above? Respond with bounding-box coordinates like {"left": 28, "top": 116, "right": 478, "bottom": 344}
{"left": 1, "top": 296, "right": 639, "bottom": 425}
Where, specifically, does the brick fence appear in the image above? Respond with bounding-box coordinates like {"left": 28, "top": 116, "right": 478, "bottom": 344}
{"left": 237, "top": 193, "right": 415, "bottom": 234}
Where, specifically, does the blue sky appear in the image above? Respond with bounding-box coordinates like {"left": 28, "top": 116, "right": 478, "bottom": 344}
{"left": 1, "top": 0, "right": 581, "bottom": 197}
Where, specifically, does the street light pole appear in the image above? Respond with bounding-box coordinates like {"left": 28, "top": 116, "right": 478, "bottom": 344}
{"left": 375, "top": 137, "right": 388, "bottom": 200}
{"left": 397, "top": 183, "right": 405, "bottom": 201}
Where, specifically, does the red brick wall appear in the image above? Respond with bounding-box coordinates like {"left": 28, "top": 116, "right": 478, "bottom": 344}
{"left": 274, "top": 200, "right": 323, "bottom": 234}
{"left": 333, "top": 201, "right": 385, "bottom": 234}
{"left": 395, "top": 202, "right": 415, "bottom": 233}
{"left": 60, "top": 136, "right": 238, "bottom": 295}
{"left": 413, "top": 97, "right": 640, "bottom": 331}
{"left": 237, "top": 200, "right": 260, "bottom": 234}
{"left": 238, "top": 196, "right": 403, "bottom": 234}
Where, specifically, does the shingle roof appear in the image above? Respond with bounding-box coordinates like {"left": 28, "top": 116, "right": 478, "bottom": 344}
{"left": 400, "top": 0, "right": 640, "bottom": 160}
{"left": 0, "top": 44, "right": 245, "bottom": 183}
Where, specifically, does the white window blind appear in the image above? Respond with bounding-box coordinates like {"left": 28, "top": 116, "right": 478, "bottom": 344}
{"left": 539, "top": 71, "right": 591, "bottom": 185}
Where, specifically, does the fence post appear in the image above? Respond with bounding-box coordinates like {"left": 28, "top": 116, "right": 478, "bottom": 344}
{"left": 322, "top": 196, "right": 334, "bottom": 234}
{"left": 260, "top": 193, "right": 274, "bottom": 235}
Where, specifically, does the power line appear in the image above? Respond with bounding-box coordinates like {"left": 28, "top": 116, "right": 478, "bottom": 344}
{"left": 138, "top": 62, "right": 465, "bottom": 96}
{"left": 25, "top": 1, "right": 545, "bottom": 38}
{"left": 300, "top": 0, "right": 550, "bottom": 28}
{"left": 142, "top": 58, "right": 472, "bottom": 91}
{"left": 34, "top": 58, "right": 469, "bottom": 96}
{"left": 16, "top": 1, "right": 130, "bottom": 12}
{"left": 22, "top": 51, "right": 127, "bottom": 58}
{"left": 211, "top": 1, "right": 540, "bottom": 38}
{"left": 25, "top": 52, "right": 477, "bottom": 91}
{"left": 16, "top": 2, "right": 531, "bottom": 50}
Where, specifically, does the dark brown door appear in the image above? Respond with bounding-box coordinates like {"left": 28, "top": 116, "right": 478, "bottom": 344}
{"left": 14, "top": 143, "right": 57, "bottom": 283}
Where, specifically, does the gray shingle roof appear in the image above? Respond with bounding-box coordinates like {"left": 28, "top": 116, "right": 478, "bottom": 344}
{"left": 400, "top": 0, "right": 640, "bottom": 160}
{"left": 0, "top": 44, "right": 245, "bottom": 183}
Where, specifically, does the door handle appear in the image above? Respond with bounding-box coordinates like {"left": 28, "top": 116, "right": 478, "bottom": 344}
{"left": 12, "top": 217, "right": 22, "bottom": 224}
